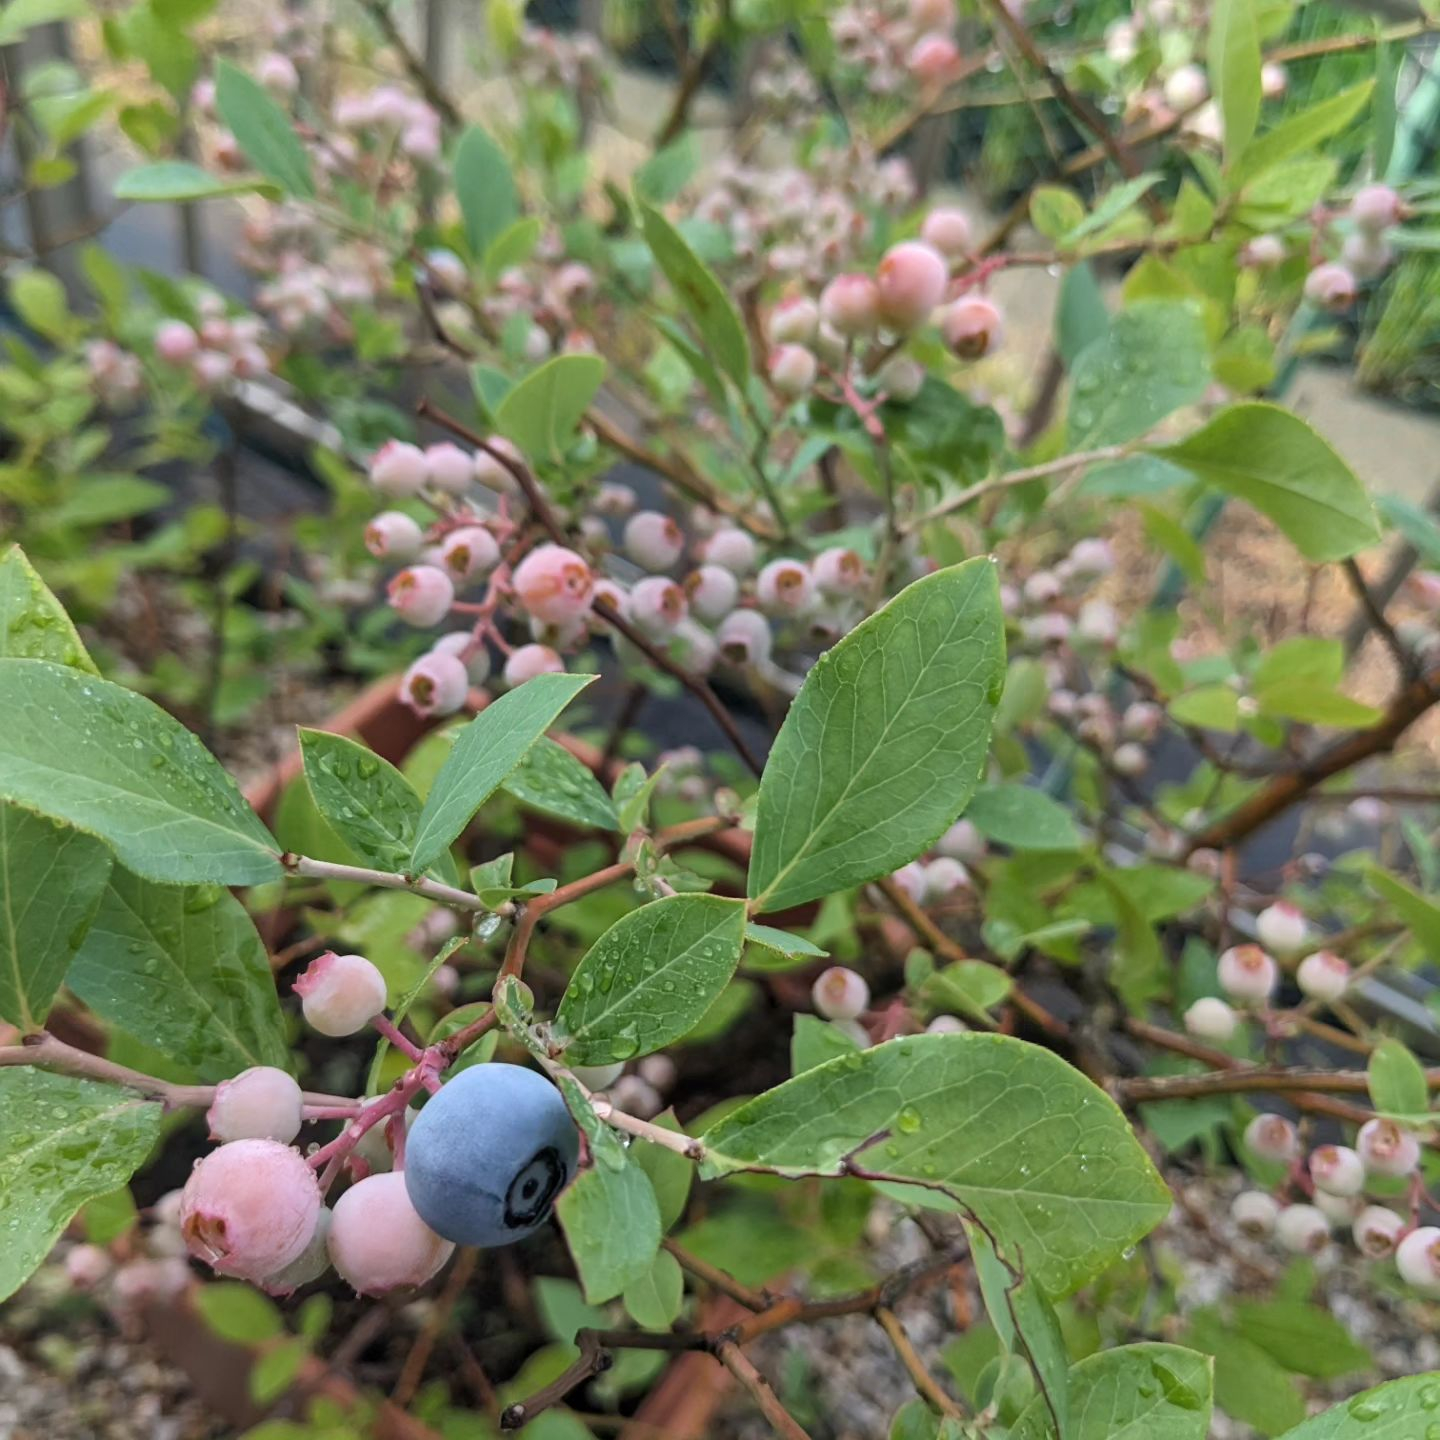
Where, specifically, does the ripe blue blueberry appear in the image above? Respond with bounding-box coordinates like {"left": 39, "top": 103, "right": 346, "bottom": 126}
{"left": 403, "top": 1064, "right": 580, "bottom": 1247}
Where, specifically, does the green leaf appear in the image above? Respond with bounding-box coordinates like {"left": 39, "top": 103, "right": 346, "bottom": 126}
{"left": 0, "top": 1070, "right": 162, "bottom": 1301}
{"left": 1055, "top": 263, "right": 1108, "bottom": 367}
{"left": 970, "top": 1222, "right": 1069, "bottom": 1437}
{"left": 791, "top": 1013, "right": 861, "bottom": 1074}
{"left": 47, "top": 475, "right": 170, "bottom": 528}
{"left": 1140, "top": 503, "right": 1207, "bottom": 586}
{"left": 1368, "top": 1037, "right": 1429, "bottom": 1118}
{"left": 114, "top": 160, "right": 274, "bottom": 202}
{"left": 0, "top": 546, "right": 96, "bottom": 670}
{"left": 68, "top": 866, "right": 290, "bottom": 1082}
{"left": 1378, "top": 495, "right": 1440, "bottom": 567}
{"left": 1060, "top": 173, "right": 1163, "bottom": 246}
{"left": 494, "top": 354, "right": 607, "bottom": 465}
{"left": 1170, "top": 685, "right": 1240, "bottom": 732}
{"left": 613, "top": 761, "right": 666, "bottom": 834}
{"left": 1208, "top": 0, "right": 1261, "bottom": 159}
{"left": 0, "top": 660, "right": 280, "bottom": 886}
{"left": 963, "top": 785, "right": 1079, "bottom": 852}
{"left": 1186, "top": 1308, "right": 1304, "bottom": 1436}
{"left": 81, "top": 1185, "right": 139, "bottom": 1244}
{"left": 299, "top": 729, "right": 455, "bottom": 882}
{"left": 700, "top": 1033, "right": 1170, "bottom": 1296}
{"left": 503, "top": 736, "right": 618, "bottom": 831}
{"left": 1233, "top": 82, "right": 1374, "bottom": 185}
{"left": 744, "top": 921, "right": 828, "bottom": 972}
{"left": 1156, "top": 404, "right": 1380, "bottom": 563}
{"left": 556, "top": 1159, "right": 662, "bottom": 1302}
{"left": 1255, "top": 685, "right": 1381, "bottom": 729}
{"left": 639, "top": 202, "right": 750, "bottom": 388}
{"left": 1233, "top": 1298, "right": 1370, "bottom": 1380}
{"left": 0, "top": 0, "right": 86, "bottom": 44}
{"left": 748, "top": 559, "right": 1005, "bottom": 915}
{"left": 11, "top": 268, "right": 74, "bottom": 341}
{"left": 454, "top": 124, "right": 519, "bottom": 259}
{"left": 214, "top": 62, "right": 313, "bottom": 198}
{"left": 1368, "top": 869, "right": 1440, "bottom": 957}
{"left": 1253, "top": 636, "right": 1343, "bottom": 691}
{"left": 556, "top": 893, "right": 747, "bottom": 1064}
{"left": 0, "top": 805, "right": 111, "bottom": 1029}
{"left": 633, "top": 1109, "right": 693, "bottom": 1232}
{"left": 1011, "top": 1344, "right": 1212, "bottom": 1440}
{"left": 194, "top": 1282, "right": 284, "bottom": 1343}
{"left": 482, "top": 215, "right": 542, "bottom": 282}
{"left": 920, "top": 960, "right": 1013, "bottom": 1023}
{"left": 1031, "top": 185, "right": 1086, "bottom": 240}
{"left": 635, "top": 133, "right": 699, "bottom": 205}
{"left": 623, "top": 1247, "right": 684, "bottom": 1329}
{"left": 1067, "top": 301, "right": 1210, "bottom": 448}
{"left": 409, "top": 672, "right": 596, "bottom": 873}
{"left": 1274, "top": 1373, "right": 1440, "bottom": 1438}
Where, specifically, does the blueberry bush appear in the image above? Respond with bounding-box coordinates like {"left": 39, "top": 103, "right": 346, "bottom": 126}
{"left": 4, "top": 0, "right": 1440, "bottom": 1437}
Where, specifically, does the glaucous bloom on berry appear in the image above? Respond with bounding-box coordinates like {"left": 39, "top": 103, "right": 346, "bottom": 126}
{"left": 1310, "top": 1144, "right": 1365, "bottom": 1197}
{"left": 388, "top": 565, "right": 454, "bottom": 627}
{"left": 1275, "top": 1203, "right": 1330, "bottom": 1255}
{"left": 370, "top": 440, "right": 429, "bottom": 496}
{"left": 1231, "top": 1190, "right": 1279, "bottom": 1238}
{"left": 941, "top": 296, "right": 1004, "bottom": 359}
{"left": 717, "top": 608, "right": 772, "bottom": 665}
{"left": 1184, "top": 997, "right": 1237, "bottom": 1042}
{"left": 1353, "top": 1205, "right": 1404, "bottom": 1259}
{"left": 624, "top": 511, "right": 685, "bottom": 571}
{"left": 812, "top": 966, "right": 869, "bottom": 1021}
{"left": 684, "top": 564, "right": 740, "bottom": 624}
{"left": 1303, "top": 261, "right": 1357, "bottom": 311}
{"left": 365, "top": 511, "right": 423, "bottom": 561}
{"left": 920, "top": 206, "right": 971, "bottom": 260}
{"left": 1397, "top": 1226, "right": 1440, "bottom": 1294}
{"left": 1357, "top": 1118, "right": 1421, "bottom": 1178}
{"left": 769, "top": 344, "right": 817, "bottom": 398}
{"left": 513, "top": 544, "right": 594, "bottom": 625}
{"left": 402, "top": 650, "right": 469, "bottom": 718}
{"left": 425, "top": 443, "right": 476, "bottom": 495}
{"left": 757, "top": 558, "right": 816, "bottom": 615}
{"left": 767, "top": 295, "right": 820, "bottom": 345}
{"left": 432, "top": 631, "right": 491, "bottom": 685}
{"left": 504, "top": 644, "right": 564, "bottom": 686}
{"left": 440, "top": 526, "right": 500, "bottom": 582}
{"left": 1350, "top": 183, "right": 1403, "bottom": 234}
{"left": 703, "top": 527, "right": 758, "bottom": 575}
{"left": 180, "top": 1140, "right": 321, "bottom": 1281}
{"left": 329, "top": 1172, "right": 454, "bottom": 1294}
{"left": 294, "top": 952, "right": 388, "bottom": 1036}
{"left": 207, "top": 1066, "right": 304, "bottom": 1144}
{"left": 1245, "top": 1113, "right": 1300, "bottom": 1164}
{"left": 1296, "top": 950, "right": 1349, "bottom": 1003}
{"left": 875, "top": 241, "right": 948, "bottom": 332}
{"left": 812, "top": 546, "right": 866, "bottom": 598}
{"left": 1217, "top": 944, "right": 1278, "bottom": 1003}
{"left": 819, "top": 273, "right": 880, "bottom": 337}
{"left": 1256, "top": 900, "right": 1308, "bottom": 956}
{"left": 630, "top": 577, "right": 688, "bottom": 636}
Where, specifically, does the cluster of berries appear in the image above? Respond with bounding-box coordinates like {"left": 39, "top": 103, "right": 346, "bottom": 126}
{"left": 1231, "top": 1111, "right": 1437, "bottom": 1295}
{"left": 1182, "top": 902, "right": 1352, "bottom": 1042}
{"left": 166, "top": 950, "right": 580, "bottom": 1297}
{"left": 829, "top": 0, "right": 965, "bottom": 98}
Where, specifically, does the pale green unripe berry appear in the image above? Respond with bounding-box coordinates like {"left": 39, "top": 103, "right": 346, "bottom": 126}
{"left": 1275, "top": 1204, "right": 1330, "bottom": 1255}
{"left": 1230, "top": 1190, "right": 1279, "bottom": 1238}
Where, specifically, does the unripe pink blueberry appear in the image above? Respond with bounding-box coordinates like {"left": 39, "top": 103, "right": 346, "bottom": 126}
{"left": 474, "top": 437, "right": 524, "bottom": 493}
{"left": 193, "top": 350, "right": 233, "bottom": 389}
{"left": 941, "top": 296, "right": 1004, "bottom": 359}
{"left": 1184, "top": 996, "right": 1238, "bottom": 1042}
{"left": 261, "top": 1206, "right": 333, "bottom": 1295}
{"left": 294, "top": 951, "right": 388, "bottom": 1036}
{"left": 590, "top": 577, "right": 629, "bottom": 620}
{"left": 768, "top": 344, "right": 817, "bottom": 398}
{"left": 767, "top": 296, "right": 820, "bottom": 345}
{"left": 1075, "top": 598, "right": 1119, "bottom": 646}
{"left": 921, "top": 855, "right": 969, "bottom": 901}
{"left": 513, "top": 544, "right": 594, "bottom": 625}
{"left": 812, "top": 546, "right": 866, "bottom": 598}
{"left": 1163, "top": 63, "right": 1208, "bottom": 111}
{"left": 1314, "top": 1187, "right": 1358, "bottom": 1226}
{"left": 936, "top": 819, "right": 985, "bottom": 862}
{"left": 1275, "top": 1203, "right": 1330, "bottom": 1255}
{"left": 638, "top": 1053, "right": 677, "bottom": 1091}
{"left": 402, "top": 650, "right": 470, "bottom": 718}
{"left": 907, "top": 33, "right": 961, "bottom": 85}
{"left": 432, "top": 631, "right": 491, "bottom": 685}
{"left": 1241, "top": 234, "right": 1287, "bottom": 268}
{"left": 630, "top": 576, "right": 689, "bottom": 636}
{"left": 875, "top": 242, "right": 948, "bottom": 332}
{"left": 180, "top": 1139, "right": 322, "bottom": 1281}
{"left": 812, "top": 965, "right": 870, "bottom": 1021}
{"left": 926, "top": 1014, "right": 967, "bottom": 1034}
{"left": 388, "top": 565, "right": 455, "bottom": 627}
{"left": 1310, "top": 1144, "right": 1365, "bottom": 1197}
{"left": 365, "top": 511, "right": 424, "bottom": 561}
{"left": 1304, "top": 261, "right": 1357, "bottom": 311}
{"left": 920, "top": 207, "right": 971, "bottom": 260}
{"left": 1341, "top": 230, "right": 1393, "bottom": 282}
{"left": 328, "top": 1172, "right": 454, "bottom": 1295}
{"left": 624, "top": 511, "right": 685, "bottom": 571}
{"left": 1261, "top": 60, "right": 1287, "bottom": 97}
{"left": 65, "top": 1243, "right": 112, "bottom": 1289}
{"left": 257, "top": 52, "right": 299, "bottom": 95}
{"left": 504, "top": 643, "right": 564, "bottom": 686}
{"left": 1399, "top": 1226, "right": 1440, "bottom": 1293}
{"left": 1353, "top": 1204, "right": 1405, "bottom": 1259}
{"left": 109, "top": 1257, "right": 191, "bottom": 1312}
{"left": 1218, "top": 944, "right": 1278, "bottom": 1004}
{"left": 819, "top": 273, "right": 880, "bottom": 338}
{"left": 207, "top": 1065, "right": 304, "bottom": 1144}
{"left": 1112, "top": 742, "right": 1149, "bottom": 777}
{"left": 1357, "top": 1118, "right": 1421, "bottom": 1178}
{"left": 891, "top": 861, "right": 927, "bottom": 903}
{"left": 1231, "top": 1190, "right": 1279, "bottom": 1238}
{"left": 425, "top": 443, "right": 476, "bottom": 495}
{"left": 702, "top": 527, "right": 758, "bottom": 575}
{"left": 1024, "top": 570, "right": 1061, "bottom": 606}
{"left": 756, "top": 558, "right": 816, "bottom": 615}
{"left": 1296, "top": 950, "right": 1350, "bottom": 1004}
{"left": 717, "top": 608, "right": 772, "bottom": 665}
{"left": 684, "top": 564, "right": 741, "bottom": 624}
{"left": 1350, "top": 183, "right": 1403, "bottom": 234}
{"left": 1245, "top": 1112, "right": 1300, "bottom": 1164}
{"left": 155, "top": 319, "right": 200, "bottom": 364}
{"left": 370, "top": 440, "right": 429, "bottom": 496}
{"left": 610, "top": 1074, "right": 663, "bottom": 1119}
{"left": 876, "top": 354, "right": 925, "bottom": 401}
{"left": 1121, "top": 702, "right": 1163, "bottom": 741}
{"left": 1256, "top": 900, "right": 1308, "bottom": 956}
{"left": 595, "top": 481, "right": 636, "bottom": 517}
{"left": 440, "top": 526, "right": 501, "bottom": 582}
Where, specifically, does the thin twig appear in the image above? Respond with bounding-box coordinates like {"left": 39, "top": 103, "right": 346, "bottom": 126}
{"left": 357, "top": 0, "right": 461, "bottom": 126}
{"left": 392, "top": 1248, "right": 479, "bottom": 1406}
{"left": 875, "top": 1305, "right": 965, "bottom": 1420}
{"left": 716, "top": 1342, "right": 813, "bottom": 1440}
{"left": 282, "top": 852, "right": 499, "bottom": 914}
{"left": 1343, "top": 557, "right": 1420, "bottom": 682}
{"left": 662, "top": 1237, "right": 768, "bottom": 1311}
{"left": 500, "top": 1329, "right": 610, "bottom": 1431}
